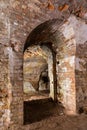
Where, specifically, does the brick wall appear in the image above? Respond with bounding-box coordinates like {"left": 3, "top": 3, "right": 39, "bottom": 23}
{"left": 0, "top": 0, "right": 87, "bottom": 129}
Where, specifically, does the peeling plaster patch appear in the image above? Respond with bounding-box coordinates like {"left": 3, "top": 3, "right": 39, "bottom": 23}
{"left": 69, "top": 56, "right": 75, "bottom": 67}
{"left": 75, "top": 57, "right": 86, "bottom": 71}
{"left": 4, "top": 47, "right": 14, "bottom": 76}
{"left": 61, "top": 21, "right": 75, "bottom": 40}
{"left": 62, "top": 78, "right": 72, "bottom": 91}
{"left": 69, "top": 15, "right": 78, "bottom": 27}
{"left": 69, "top": 15, "right": 87, "bottom": 44}
{"left": 59, "top": 56, "right": 75, "bottom": 68}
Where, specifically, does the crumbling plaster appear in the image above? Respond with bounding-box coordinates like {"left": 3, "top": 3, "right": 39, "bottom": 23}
{"left": 0, "top": 0, "right": 87, "bottom": 130}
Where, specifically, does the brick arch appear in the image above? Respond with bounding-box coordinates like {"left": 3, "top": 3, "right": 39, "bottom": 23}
{"left": 8, "top": 16, "right": 77, "bottom": 129}
{"left": 23, "top": 18, "right": 64, "bottom": 52}
{"left": 23, "top": 17, "right": 77, "bottom": 114}
{"left": 23, "top": 44, "right": 57, "bottom": 101}
{"left": 23, "top": 18, "right": 65, "bottom": 102}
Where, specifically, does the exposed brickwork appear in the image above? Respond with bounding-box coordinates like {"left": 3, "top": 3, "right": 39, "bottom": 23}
{"left": 0, "top": 44, "right": 12, "bottom": 130}
{"left": 76, "top": 42, "right": 87, "bottom": 111}
{"left": 0, "top": 0, "right": 87, "bottom": 130}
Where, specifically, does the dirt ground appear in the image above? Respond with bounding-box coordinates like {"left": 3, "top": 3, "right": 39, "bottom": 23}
{"left": 29, "top": 114, "right": 87, "bottom": 130}
{"left": 24, "top": 99, "right": 87, "bottom": 130}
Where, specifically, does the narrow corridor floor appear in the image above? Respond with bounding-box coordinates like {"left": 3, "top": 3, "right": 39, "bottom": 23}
{"left": 29, "top": 114, "right": 87, "bottom": 130}
{"left": 24, "top": 98, "right": 87, "bottom": 130}
{"left": 24, "top": 98, "right": 64, "bottom": 124}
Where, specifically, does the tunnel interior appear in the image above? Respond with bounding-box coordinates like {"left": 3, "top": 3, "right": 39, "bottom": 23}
{"left": 23, "top": 44, "right": 58, "bottom": 124}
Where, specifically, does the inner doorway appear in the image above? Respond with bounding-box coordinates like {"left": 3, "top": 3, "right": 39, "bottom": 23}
{"left": 23, "top": 45, "right": 57, "bottom": 101}
{"left": 23, "top": 45, "right": 50, "bottom": 99}
{"left": 23, "top": 45, "right": 58, "bottom": 124}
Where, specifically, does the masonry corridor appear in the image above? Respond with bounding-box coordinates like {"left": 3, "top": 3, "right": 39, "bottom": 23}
{"left": 0, "top": 0, "right": 87, "bottom": 129}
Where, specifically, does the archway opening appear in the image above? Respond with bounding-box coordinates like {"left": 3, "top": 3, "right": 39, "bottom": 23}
{"left": 23, "top": 45, "right": 51, "bottom": 99}
{"left": 23, "top": 17, "right": 77, "bottom": 125}
{"left": 23, "top": 44, "right": 57, "bottom": 124}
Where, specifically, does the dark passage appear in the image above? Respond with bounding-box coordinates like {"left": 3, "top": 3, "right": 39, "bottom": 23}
{"left": 24, "top": 98, "right": 63, "bottom": 125}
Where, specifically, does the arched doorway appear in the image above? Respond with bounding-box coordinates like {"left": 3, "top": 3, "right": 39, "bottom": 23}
{"left": 23, "top": 44, "right": 57, "bottom": 124}
{"left": 5, "top": 13, "right": 83, "bottom": 130}
{"left": 7, "top": 16, "right": 77, "bottom": 130}
{"left": 23, "top": 44, "right": 57, "bottom": 101}
{"left": 23, "top": 18, "right": 76, "bottom": 124}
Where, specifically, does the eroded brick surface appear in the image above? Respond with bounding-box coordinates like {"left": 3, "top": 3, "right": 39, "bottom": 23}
{"left": 0, "top": 0, "right": 87, "bottom": 130}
